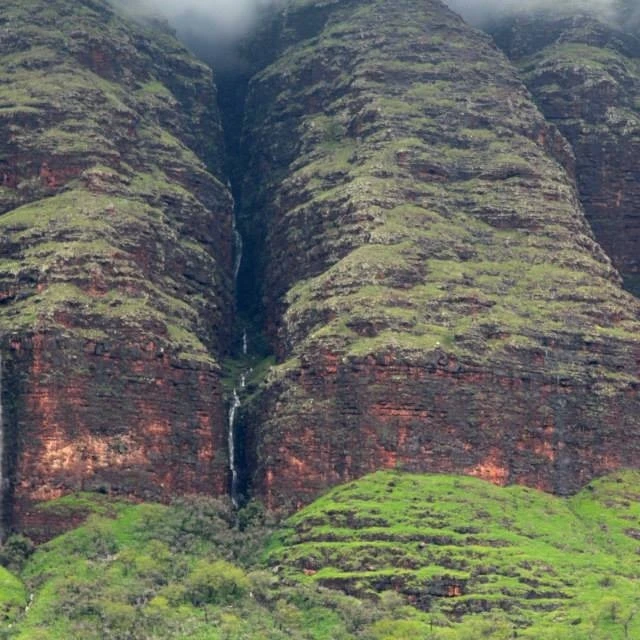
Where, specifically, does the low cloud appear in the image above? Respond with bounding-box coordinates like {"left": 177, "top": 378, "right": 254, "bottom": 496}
{"left": 444, "top": 0, "right": 628, "bottom": 26}
{"left": 113, "top": 0, "right": 637, "bottom": 70}
{"left": 112, "top": 0, "right": 280, "bottom": 71}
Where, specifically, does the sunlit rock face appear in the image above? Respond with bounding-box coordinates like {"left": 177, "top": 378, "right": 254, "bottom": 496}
{"left": 0, "top": 0, "right": 233, "bottom": 535}
{"left": 237, "top": 0, "right": 640, "bottom": 509}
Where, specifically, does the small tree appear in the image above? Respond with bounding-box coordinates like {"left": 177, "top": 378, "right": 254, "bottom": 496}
{"left": 185, "top": 558, "right": 250, "bottom": 605}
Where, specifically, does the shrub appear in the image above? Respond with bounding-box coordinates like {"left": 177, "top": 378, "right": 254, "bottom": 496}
{"left": 185, "top": 559, "right": 250, "bottom": 605}
{"left": 364, "top": 618, "right": 436, "bottom": 639}
{"left": 0, "top": 534, "right": 34, "bottom": 573}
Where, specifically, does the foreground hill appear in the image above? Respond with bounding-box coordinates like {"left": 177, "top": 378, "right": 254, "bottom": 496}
{"left": 0, "top": 471, "right": 638, "bottom": 639}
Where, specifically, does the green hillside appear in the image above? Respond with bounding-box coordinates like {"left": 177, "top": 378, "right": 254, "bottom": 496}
{"left": 0, "top": 471, "right": 637, "bottom": 638}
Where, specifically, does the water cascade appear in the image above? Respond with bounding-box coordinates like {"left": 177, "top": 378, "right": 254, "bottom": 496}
{"left": 232, "top": 217, "right": 243, "bottom": 284}
{"left": 227, "top": 388, "right": 241, "bottom": 507}
{"left": 228, "top": 206, "right": 250, "bottom": 507}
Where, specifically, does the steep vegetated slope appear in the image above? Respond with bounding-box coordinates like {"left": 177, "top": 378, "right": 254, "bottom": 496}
{"left": 491, "top": 6, "right": 640, "bottom": 295}
{"left": 0, "top": 0, "right": 234, "bottom": 534}
{"left": 238, "top": 0, "right": 640, "bottom": 508}
{"left": 0, "top": 471, "right": 638, "bottom": 638}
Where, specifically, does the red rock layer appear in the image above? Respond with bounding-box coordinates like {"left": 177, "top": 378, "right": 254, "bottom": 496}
{"left": 492, "top": 12, "right": 640, "bottom": 294}
{"left": 7, "top": 334, "right": 227, "bottom": 537}
{"left": 240, "top": 0, "right": 640, "bottom": 508}
{"left": 249, "top": 347, "right": 640, "bottom": 510}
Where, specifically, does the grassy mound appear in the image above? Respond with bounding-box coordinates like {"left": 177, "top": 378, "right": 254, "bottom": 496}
{"left": 0, "top": 471, "right": 638, "bottom": 638}
{"left": 268, "top": 470, "right": 640, "bottom": 639}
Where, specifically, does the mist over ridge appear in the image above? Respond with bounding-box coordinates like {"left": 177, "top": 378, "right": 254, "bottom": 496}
{"left": 445, "top": 0, "right": 637, "bottom": 27}
{"left": 111, "top": 0, "right": 638, "bottom": 68}
{"left": 110, "top": 0, "right": 282, "bottom": 71}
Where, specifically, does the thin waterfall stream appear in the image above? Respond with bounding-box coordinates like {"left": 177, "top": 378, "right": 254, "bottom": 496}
{"left": 0, "top": 353, "right": 4, "bottom": 538}
{"left": 228, "top": 388, "right": 241, "bottom": 507}
{"left": 227, "top": 213, "right": 252, "bottom": 507}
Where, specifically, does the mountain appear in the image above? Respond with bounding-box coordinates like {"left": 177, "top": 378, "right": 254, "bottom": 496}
{"left": 0, "top": 0, "right": 639, "bottom": 534}
{"left": 236, "top": 0, "right": 640, "bottom": 508}
{"left": 0, "top": 0, "right": 234, "bottom": 535}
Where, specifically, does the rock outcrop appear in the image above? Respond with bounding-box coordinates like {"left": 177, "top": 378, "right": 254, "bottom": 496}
{"left": 1, "top": 0, "right": 640, "bottom": 528}
{"left": 491, "top": 8, "right": 640, "bottom": 295}
{"left": 238, "top": 0, "right": 640, "bottom": 508}
{"left": 0, "top": 0, "right": 234, "bottom": 533}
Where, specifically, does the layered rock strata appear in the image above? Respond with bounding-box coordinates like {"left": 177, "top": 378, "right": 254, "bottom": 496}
{"left": 240, "top": 0, "right": 640, "bottom": 508}
{"left": 0, "top": 0, "right": 233, "bottom": 531}
{"left": 491, "top": 9, "right": 640, "bottom": 294}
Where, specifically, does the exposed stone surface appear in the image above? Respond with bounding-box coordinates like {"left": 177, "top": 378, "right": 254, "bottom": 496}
{"left": 2, "top": 0, "right": 640, "bottom": 528}
{"left": 491, "top": 10, "right": 640, "bottom": 294}
{"left": 0, "top": 0, "right": 233, "bottom": 531}
{"left": 239, "top": 0, "right": 640, "bottom": 509}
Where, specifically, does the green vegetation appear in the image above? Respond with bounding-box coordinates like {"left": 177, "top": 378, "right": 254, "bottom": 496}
{"left": 0, "top": 0, "right": 232, "bottom": 364}
{"left": 244, "top": 0, "right": 640, "bottom": 400}
{"left": 268, "top": 470, "right": 640, "bottom": 639}
{"left": 0, "top": 472, "right": 638, "bottom": 638}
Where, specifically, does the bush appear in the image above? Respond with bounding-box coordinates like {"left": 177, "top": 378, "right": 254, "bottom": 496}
{"left": 99, "top": 600, "right": 137, "bottom": 638}
{"left": 0, "top": 534, "right": 34, "bottom": 573}
{"left": 66, "top": 515, "right": 118, "bottom": 560}
{"left": 364, "top": 618, "right": 436, "bottom": 639}
{"left": 185, "top": 559, "right": 250, "bottom": 605}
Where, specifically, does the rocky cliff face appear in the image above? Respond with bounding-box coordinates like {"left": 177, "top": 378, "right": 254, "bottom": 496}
{"left": 1, "top": 0, "right": 640, "bottom": 529}
{"left": 491, "top": 8, "right": 640, "bottom": 295}
{"left": 0, "top": 0, "right": 233, "bottom": 533}
{"left": 237, "top": 0, "right": 640, "bottom": 508}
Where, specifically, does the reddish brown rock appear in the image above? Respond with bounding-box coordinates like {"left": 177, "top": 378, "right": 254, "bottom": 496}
{"left": 239, "top": 0, "right": 640, "bottom": 509}
{"left": 0, "top": 0, "right": 233, "bottom": 533}
{"left": 5, "top": 334, "right": 227, "bottom": 538}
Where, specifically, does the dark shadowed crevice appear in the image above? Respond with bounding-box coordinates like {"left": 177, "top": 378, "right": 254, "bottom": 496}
{"left": 0, "top": 343, "right": 23, "bottom": 538}
{"left": 196, "top": 43, "right": 279, "bottom": 505}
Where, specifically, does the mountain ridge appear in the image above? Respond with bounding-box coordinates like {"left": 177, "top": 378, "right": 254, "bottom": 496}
{"left": 0, "top": 0, "right": 638, "bottom": 531}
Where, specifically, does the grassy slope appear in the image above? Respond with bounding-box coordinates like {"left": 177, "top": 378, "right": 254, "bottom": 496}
{"left": 269, "top": 470, "right": 640, "bottom": 638}
{"left": 0, "top": 0, "right": 232, "bottom": 362}
{"left": 243, "top": 0, "right": 640, "bottom": 376}
{"left": 0, "top": 471, "right": 638, "bottom": 639}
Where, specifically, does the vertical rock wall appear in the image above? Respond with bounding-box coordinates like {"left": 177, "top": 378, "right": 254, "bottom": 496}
{"left": 239, "top": 0, "right": 640, "bottom": 508}
{"left": 0, "top": 0, "right": 234, "bottom": 533}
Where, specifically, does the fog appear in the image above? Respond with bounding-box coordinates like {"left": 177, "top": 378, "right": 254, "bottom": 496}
{"left": 444, "top": 0, "right": 633, "bottom": 27}
{"left": 111, "top": 0, "right": 281, "bottom": 71}
{"left": 112, "top": 0, "right": 637, "bottom": 69}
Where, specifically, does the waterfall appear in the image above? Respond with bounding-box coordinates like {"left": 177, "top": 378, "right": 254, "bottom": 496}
{"left": 0, "top": 353, "right": 3, "bottom": 486}
{"left": 233, "top": 219, "right": 243, "bottom": 284}
{"left": 228, "top": 388, "right": 241, "bottom": 508}
{"left": 229, "top": 202, "right": 249, "bottom": 507}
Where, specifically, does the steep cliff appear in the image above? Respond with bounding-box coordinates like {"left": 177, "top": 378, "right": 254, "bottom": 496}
{"left": 491, "top": 7, "right": 640, "bottom": 295}
{"left": 237, "top": 0, "right": 640, "bottom": 508}
{"left": 1, "top": 0, "right": 640, "bottom": 529}
{"left": 0, "top": 0, "right": 234, "bottom": 533}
